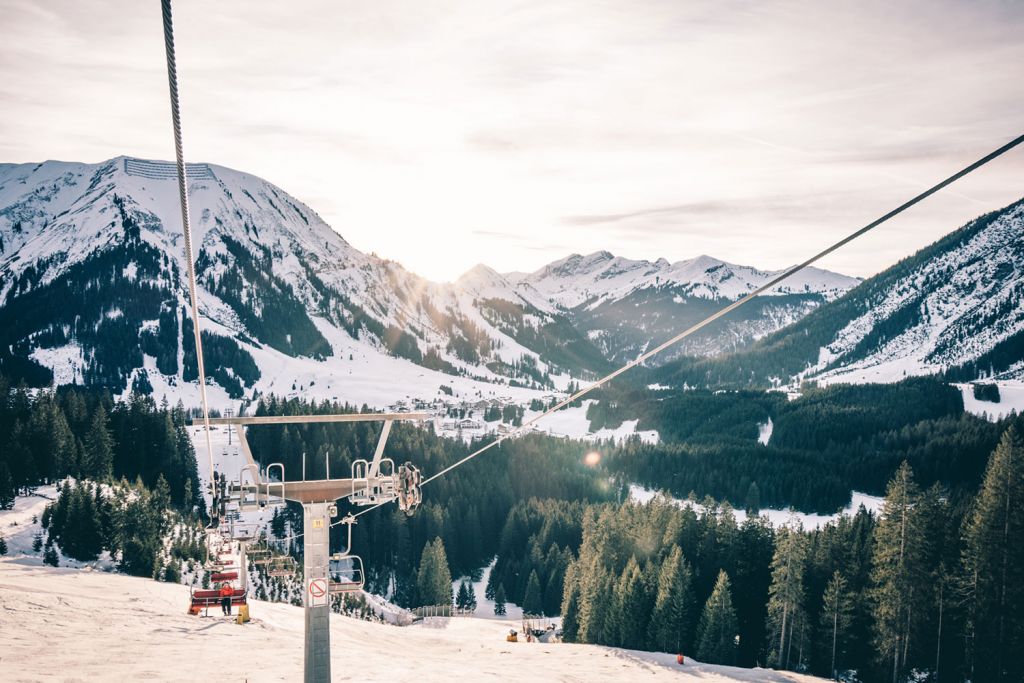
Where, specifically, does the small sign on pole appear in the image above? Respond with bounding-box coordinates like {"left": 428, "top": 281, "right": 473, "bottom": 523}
{"left": 309, "top": 578, "right": 328, "bottom": 604}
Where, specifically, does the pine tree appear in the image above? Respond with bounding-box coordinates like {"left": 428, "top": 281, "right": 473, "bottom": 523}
{"left": 32, "top": 531, "right": 42, "bottom": 553}
{"left": 870, "top": 461, "right": 925, "bottom": 683}
{"left": 649, "top": 545, "right": 694, "bottom": 654}
{"left": 561, "top": 564, "right": 581, "bottom": 641}
{"left": 466, "top": 582, "right": 477, "bottom": 612}
{"left": 416, "top": 538, "right": 453, "bottom": 606}
{"left": 43, "top": 543, "right": 59, "bottom": 566}
{"left": 456, "top": 581, "right": 472, "bottom": 610}
{"left": 0, "top": 533, "right": 7, "bottom": 555}
{"left": 767, "top": 520, "right": 807, "bottom": 670}
{"left": 81, "top": 405, "right": 113, "bottom": 480}
{"left": 0, "top": 461, "right": 14, "bottom": 510}
{"left": 523, "top": 569, "right": 543, "bottom": 616}
{"left": 696, "top": 570, "right": 738, "bottom": 665}
{"left": 820, "top": 570, "right": 854, "bottom": 679}
{"left": 961, "top": 426, "right": 1024, "bottom": 682}
{"left": 610, "top": 557, "right": 651, "bottom": 650}
{"left": 494, "top": 583, "right": 507, "bottom": 616}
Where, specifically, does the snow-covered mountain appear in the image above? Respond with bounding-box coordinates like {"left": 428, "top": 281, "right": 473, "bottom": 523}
{"left": 808, "top": 199, "right": 1024, "bottom": 383}
{"left": 515, "top": 251, "right": 857, "bottom": 310}
{"left": 655, "top": 198, "right": 1024, "bottom": 387}
{"left": 0, "top": 156, "right": 860, "bottom": 405}
{"left": 505, "top": 251, "right": 860, "bottom": 362}
{"left": 0, "top": 157, "right": 598, "bottom": 406}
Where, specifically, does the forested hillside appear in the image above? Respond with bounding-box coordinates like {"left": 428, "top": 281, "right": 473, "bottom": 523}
{"left": 4, "top": 380, "right": 1023, "bottom": 682}
{"left": 588, "top": 377, "right": 1007, "bottom": 512}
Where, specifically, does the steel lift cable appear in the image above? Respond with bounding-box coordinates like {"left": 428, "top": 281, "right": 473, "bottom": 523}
{"left": 244, "top": 133, "right": 1024, "bottom": 547}
{"left": 160, "top": 0, "right": 216, "bottom": 497}
{"left": 345, "top": 131, "right": 1024, "bottom": 522}
{"left": 155, "top": 0, "right": 1023, "bottom": 540}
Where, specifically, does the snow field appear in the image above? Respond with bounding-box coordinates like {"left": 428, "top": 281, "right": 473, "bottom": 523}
{"left": 0, "top": 560, "right": 825, "bottom": 682}
{"left": 628, "top": 485, "right": 884, "bottom": 530}
{"left": 955, "top": 381, "right": 1024, "bottom": 421}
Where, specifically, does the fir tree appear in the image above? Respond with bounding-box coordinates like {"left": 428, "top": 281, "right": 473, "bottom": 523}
{"left": 523, "top": 569, "right": 543, "bottom": 616}
{"left": 870, "top": 461, "right": 925, "bottom": 683}
{"left": 416, "top": 537, "right": 453, "bottom": 606}
{"left": 494, "top": 583, "right": 507, "bottom": 616}
{"left": 43, "top": 543, "right": 59, "bottom": 566}
{"left": 456, "top": 581, "right": 472, "bottom": 610}
{"left": 81, "top": 405, "right": 113, "bottom": 479}
{"left": 0, "top": 461, "right": 14, "bottom": 509}
{"left": 820, "top": 570, "right": 854, "bottom": 679}
{"left": 32, "top": 531, "right": 42, "bottom": 553}
{"left": 961, "top": 426, "right": 1024, "bottom": 682}
{"left": 560, "top": 564, "right": 581, "bottom": 642}
{"left": 649, "top": 545, "right": 694, "bottom": 654}
{"left": 696, "top": 570, "right": 738, "bottom": 665}
{"left": 767, "top": 520, "right": 807, "bottom": 669}
{"left": 0, "top": 533, "right": 7, "bottom": 555}
{"left": 611, "top": 557, "right": 651, "bottom": 650}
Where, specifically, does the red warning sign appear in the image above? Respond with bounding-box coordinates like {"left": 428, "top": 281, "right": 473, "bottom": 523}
{"left": 308, "top": 578, "right": 327, "bottom": 598}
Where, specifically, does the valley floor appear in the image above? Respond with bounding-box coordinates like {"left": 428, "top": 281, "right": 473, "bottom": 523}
{"left": 0, "top": 560, "right": 824, "bottom": 683}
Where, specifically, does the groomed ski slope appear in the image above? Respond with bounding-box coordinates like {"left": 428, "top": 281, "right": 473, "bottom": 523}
{"left": 0, "top": 560, "right": 824, "bottom": 683}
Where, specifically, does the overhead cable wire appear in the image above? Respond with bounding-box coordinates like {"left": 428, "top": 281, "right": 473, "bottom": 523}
{"left": 346, "top": 131, "right": 1024, "bottom": 521}
{"left": 160, "top": 0, "right": 217, "bottom": 498}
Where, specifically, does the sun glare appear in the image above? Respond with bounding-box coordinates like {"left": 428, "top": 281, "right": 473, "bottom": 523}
{"left": 583, "top": 451, "right": 601, "bottom": 467}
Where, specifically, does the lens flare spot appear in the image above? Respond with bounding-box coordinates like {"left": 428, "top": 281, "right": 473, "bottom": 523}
{"left": 584, "top": 451, "right": 601, "bottom": 467}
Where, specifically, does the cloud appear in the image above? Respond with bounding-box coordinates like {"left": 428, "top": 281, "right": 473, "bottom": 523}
{"left": 1, "top": 0, "right": 1022, "bottom": 280}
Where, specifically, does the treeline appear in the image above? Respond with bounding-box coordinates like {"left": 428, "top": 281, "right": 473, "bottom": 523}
{"left": 594, "top": 378, "right": 1008, "bottom": 512}
{"left": 40, "top": 477, "right": 204, "bottom": 578}
{"left": 244, "top": 396, "right": 615, "bottom": 608}
{"left": 0, "top": 378, "right": 202, "bottom": 513}
{"left": 544, "top": 419, "right": 1024, "bottom": 682}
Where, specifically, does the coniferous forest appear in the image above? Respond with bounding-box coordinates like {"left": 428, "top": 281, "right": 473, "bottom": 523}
{"left": 3, "top": 380, "right": 1024, "bottom": 681}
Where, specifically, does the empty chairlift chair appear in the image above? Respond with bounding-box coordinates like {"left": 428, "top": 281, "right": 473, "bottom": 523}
{"left": 267, "top": 555, "right": 298, "bottom": 578}
{"left": 328, "top": 514, "right": 364, "bottom": 594}
{"left": 328, "top": 554, "right": 364, "bottom": 594}
{"left": 247, "top": 544, "right": 272, "bottom": 566}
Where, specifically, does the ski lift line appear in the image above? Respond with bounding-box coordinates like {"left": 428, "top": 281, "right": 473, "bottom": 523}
{"left": 346, "top": 131, "right": 1024, "bottom": 522}
{"left": 160, "top": 0, "right": 216, "bottom": 490}
{"left": 272, "top": 131, "right": 1024, "bottom": 540}
{"left": 194, "top": 413, "right": 429, "bottom": 426}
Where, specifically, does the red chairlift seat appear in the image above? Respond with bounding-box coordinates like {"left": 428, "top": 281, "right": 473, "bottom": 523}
{"left": 187, "top": 587, "right": 247, "bottom": 615}
{"left": 210, "top": 571, "right": 238, "bottom": 582}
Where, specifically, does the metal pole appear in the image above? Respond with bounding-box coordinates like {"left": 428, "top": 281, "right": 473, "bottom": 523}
{"left": 303, "top": 502, "right": 332, "bottom": 683}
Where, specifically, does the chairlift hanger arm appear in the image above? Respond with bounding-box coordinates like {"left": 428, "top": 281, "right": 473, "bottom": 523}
{"left": 367, "top": 420, "right": 392, "bottom": 479}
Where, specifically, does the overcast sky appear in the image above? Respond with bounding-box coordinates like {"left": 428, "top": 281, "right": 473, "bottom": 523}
{"left": 1, "top": 0, "right": 1022, "bottom": 281}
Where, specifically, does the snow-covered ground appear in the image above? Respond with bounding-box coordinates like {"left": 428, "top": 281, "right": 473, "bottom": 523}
{"left": 629, "top": 485, "right": 885, "bottom": 529}
{"left": 0, "top": 559, "right": 825, "bottom": 682}
{"left": 757, "top": 417, "right": 774, "bottom": 446}
{"left": 523, "top": 401, "right": 659, "bottom": 445}
{"left": 0, "top": 485, "right": 55, "bottom": 557}
{"left": 452, "top": 558, "right": 526, "bottom": 622}
{"left": 955, "top": 381, "right": 1024, "bottom": 421}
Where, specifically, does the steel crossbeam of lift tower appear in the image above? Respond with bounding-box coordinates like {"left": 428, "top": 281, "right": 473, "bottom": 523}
{"left": 196, "top": 412, "right": 428, "bottom": 683}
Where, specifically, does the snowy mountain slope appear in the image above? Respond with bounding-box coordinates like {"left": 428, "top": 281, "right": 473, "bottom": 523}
{"left": 1, "top": 155, "right": 856, "bottom": 404}
{"left": 0, "top": 157, "right": 603, "bottom": 405}
{"left": 808, "top": 199, "right": 1024, "bottom": 383}
{"left": 0, "top": 559, "right": 825, "bottom": 682}
{"left": 653, "top": 198, "right": 1024, "bottom": 387}
{"left": 506, "top": 251, "right": 860, "bottom": 362}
